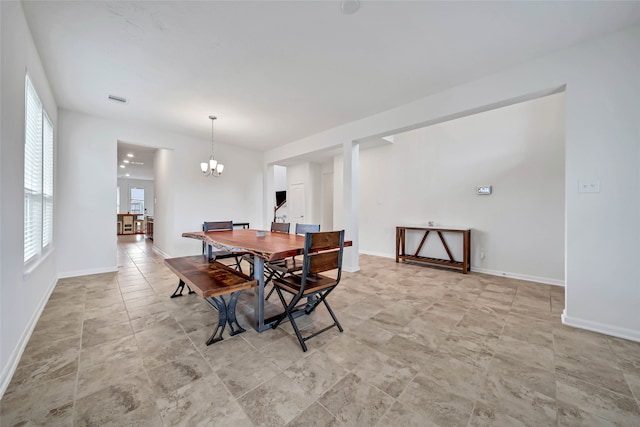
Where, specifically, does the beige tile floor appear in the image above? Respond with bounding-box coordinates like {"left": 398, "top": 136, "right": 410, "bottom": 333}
{"left": 2, "top": 234, "right": 640, "bottom": 426}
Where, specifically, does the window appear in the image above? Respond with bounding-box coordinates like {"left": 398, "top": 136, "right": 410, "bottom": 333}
{"left": 24, "top": 74, "right": 54, "bottom": 266}
{"left": 130, "top": 187, "right": 144, "bottom": 214}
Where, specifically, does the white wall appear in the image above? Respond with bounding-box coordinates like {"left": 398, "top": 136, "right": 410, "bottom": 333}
{"left": 309, "top": 162, "right": 322, "bottom": 229}
{"left": 333, "top": 156, "right": 344, "bottom": 231}
{"left": 0, "top": 5, "right": 3, "bottom": 379}
{"left": 57, "top": 110, "right": 264, "bottom": 276}
{"left": 274, "top": 165, "right": 287, "bottom": 191}
{"left": 153, "top": 148, "right": 174, "bottom": 253}
{"left": 360, "top": 93, "right": 565, "bottom": 284}
{"left": 266, "top": 24, "right": 640, "bottom": 341}
{"left": 117, "top": 177, "right": 154, "bottom": 216}
{"left": 0, "top": 1, "right": 59, "bottom": 396}
{"left": 320, "top": 167, "right": 334, "bottom": 232}
{"left": 57, "top": 111, "right": 118, "bottom": 277}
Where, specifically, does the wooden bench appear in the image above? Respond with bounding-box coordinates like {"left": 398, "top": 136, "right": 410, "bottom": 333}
{"left": 165, "top": 255, "right": 258, "bottom": 345}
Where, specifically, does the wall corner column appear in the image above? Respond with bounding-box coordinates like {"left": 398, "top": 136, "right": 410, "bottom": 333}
{"left": 342, "top": 140, "right": 359, "bottom": 272}
{"left": 263, "top": 163, "right": 275, "bottom": 230}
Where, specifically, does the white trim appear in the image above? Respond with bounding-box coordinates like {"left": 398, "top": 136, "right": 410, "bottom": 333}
{"left": 152, "top": 246, "right": 171, "bottom": 259}
{"left": 359, "top": 249, "right": 394, "bottom": 259}
{"left": 57, "top": 265, "right": 117, "bottom": 279}
{"left": 22, "top": 246, "right": 54, "bottom": 278}
{"left": 358, "top": 251, "right": 564, "bottom": 287}
{"left": 470, "top": 266, "right": 564, "bottom": 287}
{"left": 343, "top": 265, "right": 360, "bottom": 273}
{"left": 562, "top": 310, "right": 640, "bottom": 343}
{"left": 0, "top": 275, "right": 58, "bottom": 398}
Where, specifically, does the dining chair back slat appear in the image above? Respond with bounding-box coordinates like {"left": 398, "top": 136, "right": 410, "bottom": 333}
{"left": 271, "top": 222, "right": 290, "bottom": 233}
{"left": 306, "top": 230, "right": 341, "bottom": 251}
{"left": 203, "top": 221, "right": 233, "bottom": 231}
{"left": 294, "top": 223, "right": 320, "bottom": 235}
{"left": 307, "top": 251, "right": 340, "bottom": 275}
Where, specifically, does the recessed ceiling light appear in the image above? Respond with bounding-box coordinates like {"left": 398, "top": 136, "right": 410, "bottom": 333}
{"left": 125, "top": 173, "right": 130, "bottom": 177}
{"left": 108, "top": 94, "right": 128, "bottom": 104}
{"left": 120, "top": 165, "right": 125, "bottom": 169}
{"left": 123, "top": 160, "right": 130, "bottom": 163}
{"left": 127, "top": 153, "right": 134, "bottom": 158}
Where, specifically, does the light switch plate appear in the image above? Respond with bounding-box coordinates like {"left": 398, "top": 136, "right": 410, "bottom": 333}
{"left": 477, "top": 185, "right": 492, "bottom": 195}
{"left": 578, "top": 179, "right": 600, "bottom": 193}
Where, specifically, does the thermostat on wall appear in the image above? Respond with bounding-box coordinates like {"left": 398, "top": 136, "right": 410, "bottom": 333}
{"left": 477, "top": 185, "right": 492, "bottom": 195}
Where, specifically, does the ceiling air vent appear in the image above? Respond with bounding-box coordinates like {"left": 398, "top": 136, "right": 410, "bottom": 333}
{"left": 108, "top": 94, "right": 128, "bottom": 104}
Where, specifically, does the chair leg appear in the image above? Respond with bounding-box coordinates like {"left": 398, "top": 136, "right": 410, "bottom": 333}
{"left": 263, "top": 269, "right": 280, "bottom": 301}
{"left": 265, "top": 285, "right": 276, "bottom": 301}
{"left": 276, "top": 288, "right": 308, "bottom": 352}
{"left": 272, "top": 286, "right": 341, "bottom": 352}
{"left": 272, "top": 288, "right": 312, "bottom": 352}
{"left": 322, "top": 297, "right": 344, "bottom": 332}
{"left": 271, "top": 286, "right": 292, "bottom": 329}
{"left": 234, "top": 256, "right": 243, "bottom": 273}
{"left": 248, "top": 256, "right": 254, "bottom": 277}
{"left": 288, "top": 310, "right": 308, "bottom": 352}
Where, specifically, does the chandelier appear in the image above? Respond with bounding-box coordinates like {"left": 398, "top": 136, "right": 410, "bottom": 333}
{"left": 200, "top": 115, "right": 225, "bottom": 177}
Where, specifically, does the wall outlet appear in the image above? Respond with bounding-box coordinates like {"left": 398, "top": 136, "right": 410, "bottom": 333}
{"left": 480, "top": 249, "right": 486, "bottom": 260}
{"left": 578, "top": 178, "right": 600, "bottom": 193}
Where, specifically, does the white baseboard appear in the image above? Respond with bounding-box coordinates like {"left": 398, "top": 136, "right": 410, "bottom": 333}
{"left": 152, "top": 246, "right": 171, "bottom": 259}
{"left": 57, "top": 265, "right": 118, "bottom": 279}
{"left": 470, "top": 266, "right": 564, "bottom": 287}
{"left": 0, "top": 275, "right": 58, "bottom": 398}
{"left": 358, "top": 251, "right": 564, "bottom": 287}
{"left": 562, "top": 310, "right": 640, "bottom": 343}
{"left": 359, "top": 250, "right": 395, "bottom": 259}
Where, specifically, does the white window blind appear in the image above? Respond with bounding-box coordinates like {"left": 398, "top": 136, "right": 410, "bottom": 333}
{"left": 43, "top": 113, "right": 54, "bottom": 248}
{"left": 24, "top": 74, "right": 54, "bottom": 266}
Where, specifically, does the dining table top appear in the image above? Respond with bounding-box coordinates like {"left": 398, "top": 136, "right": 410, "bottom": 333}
{"left": 182, "top": 228, "right": 351, "bottom": 262}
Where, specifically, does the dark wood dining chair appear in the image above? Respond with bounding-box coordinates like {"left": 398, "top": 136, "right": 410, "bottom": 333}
{"left": 271, "top": 230, "right": 345, "bottom": 352}
{"left": 243, "top": 222, "right": 291, "bottom": 275}
{"left": 202, "top": 221, "right": 244, "bottom": 272}
{"left": 264, "top": 223, "right": 320, "bottom": 300}
{"left": 271, "top": 222, "right": 291, "bottom": 234}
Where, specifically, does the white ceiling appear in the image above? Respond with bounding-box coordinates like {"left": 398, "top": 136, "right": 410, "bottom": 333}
{"left": 22, "top": 1, "right": 640, "bottom": 153}
{"left": 117, "top": 141, "right": 155, "bottom": 180}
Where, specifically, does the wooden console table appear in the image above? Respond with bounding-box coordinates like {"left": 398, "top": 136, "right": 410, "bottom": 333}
{"left": 396, "top": 226, "right": 471, "bottom": 273}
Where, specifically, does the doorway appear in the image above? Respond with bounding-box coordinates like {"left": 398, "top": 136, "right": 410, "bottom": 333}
{"left": 117, "top": 141, "right": 156, "bottom": 236}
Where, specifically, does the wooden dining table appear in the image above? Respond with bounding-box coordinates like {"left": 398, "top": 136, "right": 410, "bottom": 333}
{"left": 182, "top": 228, "right": 351, "bottom": 332}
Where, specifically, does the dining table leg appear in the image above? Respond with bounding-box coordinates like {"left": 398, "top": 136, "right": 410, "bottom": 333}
{"left": 253, "top": 256, "right": 271, "bottom": 332}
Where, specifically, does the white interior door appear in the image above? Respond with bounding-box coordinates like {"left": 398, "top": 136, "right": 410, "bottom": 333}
{"left": 289, "top": 183, "right": 305, "bottom": 225}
